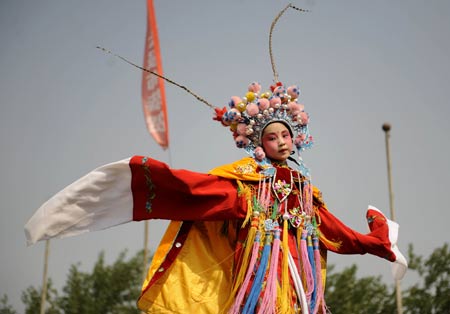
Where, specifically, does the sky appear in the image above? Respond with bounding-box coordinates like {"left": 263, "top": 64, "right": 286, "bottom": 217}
{"left": 1, "top": 0, "right": 449, "bottom": 312}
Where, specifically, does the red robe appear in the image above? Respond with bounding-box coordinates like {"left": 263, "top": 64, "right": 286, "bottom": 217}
{"left": 130, "top": 156, "right": 404, "bottom": 313}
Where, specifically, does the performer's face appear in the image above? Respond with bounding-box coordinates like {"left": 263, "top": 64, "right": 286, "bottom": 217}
{"left": 261, "top": 122, "right": 293, "bottom": 162}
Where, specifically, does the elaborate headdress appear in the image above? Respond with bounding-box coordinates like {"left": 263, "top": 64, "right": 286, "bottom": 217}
{"left": 211, "top": 4, "right": 313, "bottom": 176}
{"left": 212, "top": 81, "right": 313, "bottom": 161}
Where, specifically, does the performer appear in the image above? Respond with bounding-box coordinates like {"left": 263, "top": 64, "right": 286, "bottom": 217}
{"left": 25, "top": 81, "right": 407, "bottom": 314}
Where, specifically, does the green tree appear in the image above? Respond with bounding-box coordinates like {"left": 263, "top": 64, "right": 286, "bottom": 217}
{"left": 22, "top": 250, "right": 146, "bottom": 314}
{"left": 14, "top": 243, "right": 449, "bottom": 313}
{"left": 58, "top": 250, "right": 144, "bottom": 314}
{"left": 403, "top": 243, "right": 450, "bottom": 314}
{"left": 21, "top": 279, "right": 60, "bottom": 314}
{"left": 0, "top": 295, "right": 17, "bottom": 314}
{"left": 325, "top": 264, "right": 396, "bottom": 314}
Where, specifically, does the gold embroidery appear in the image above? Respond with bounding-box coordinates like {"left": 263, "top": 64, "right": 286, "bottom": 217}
{"left": 234, "top": 163, "right": 255, "bottom": 174}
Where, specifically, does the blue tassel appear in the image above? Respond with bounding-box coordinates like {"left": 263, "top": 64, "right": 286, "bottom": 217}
{"left": 307, "top": 235, "right": 317, "bottom": 313}
{"left": 243, "top": 232, "right": 271, "bottom": 314}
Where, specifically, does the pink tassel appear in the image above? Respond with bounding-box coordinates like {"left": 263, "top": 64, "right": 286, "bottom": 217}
{"left": 260, "top": 180, "right": 268, "bottom": 209}
{"left": 260, "top": 179, "right": 272, "bottom": 210}
{"left": 312, "top": 237, "right": 326, "bottom": 314}
{"left": 265, "top": 178, "right": 273, "bottom": 208}
{"left": 302, "top": 183, "right": 313, "bottom": 216}
{"left": 300, "top": 229, "right": 314, "bottom": 302}
{"left": 260, "top": 179, "right": 266, "bottom": 201}
{"left": 228, "top": 232, "right": 262, "bottom": 314}
{"left": 257, "top": 229, "right": 281, "bottom": 314}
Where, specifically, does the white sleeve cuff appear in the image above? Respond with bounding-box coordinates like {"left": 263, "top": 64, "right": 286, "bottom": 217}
{"left": 24, "top": 158, "right": 133, "bottom": 246}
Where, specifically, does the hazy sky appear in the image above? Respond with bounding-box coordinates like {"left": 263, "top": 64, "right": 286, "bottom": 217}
{"left": 1, "top": 0, "right": 449, "bottom": 311}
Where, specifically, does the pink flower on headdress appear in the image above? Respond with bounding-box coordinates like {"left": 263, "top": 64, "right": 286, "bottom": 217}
{"left": 221, "top": 114, "right": 232, "bottom": 126}
{"left": 272, "top": 86, "right": 285, "bottom": 97}
{"left": 257, "top": 98, "right": 270, "bottom": 111}
{"left": 299, "top": 111, "right": 309, "bottom": 125}
{"left": 288, "top": 102, "right": 302, "bottom": 116}
{"left": 294, "top": 133, "right": 307, "bottom": 146}
{"left": 213, "top": 107, "right": 229, "bottom": 126}
{"left": 270, "top": 81, "right": 283, "bottom": 92}
{"left": 287, "top": 85, "right": 300, "bottom": 99}
{"left": 228, "top": 108, "right": 241, "bottom": 122}
{"left": 246, "top": 103, "right": 259, "bottom": 117}
{"left": 236, "top": 123, "right": 247, "bottom": 135}
{"left": 269, "top": 96, "right": 281, "bottom": 109}
{"left": 228, "top": 96, "right": 242, "bottom": 108}
{"left": 235, "top": 135, "right": 249, "bottom": 148}
{"left": 248, "top": 82, "right": 261, "bottom": 94}
{"left": 254, "top": 146, "right": 266, "bottom": 161}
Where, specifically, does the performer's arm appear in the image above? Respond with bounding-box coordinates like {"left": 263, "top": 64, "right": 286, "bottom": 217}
{"left": 25, "top": 156, "right": 246, "bottom": 245}
{"left": 317, "top": 205, "right": 396, "bottom": 262}
{"left": 316, "top": 203, "right": 408, "bottom": 279}
{"left": 130, "top": 156, "right": 247, "bottom": 221}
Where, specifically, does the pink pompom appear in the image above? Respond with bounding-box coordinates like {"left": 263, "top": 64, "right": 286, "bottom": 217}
{"left": 246, "top": 103, "right": 259, "bottom": 116}
{"left": 269, "top": 97, "right": 282, "bottom": 108}
{"left": 235, "top": 135, "right": 249, "bottom": 148}
{"left": 299, "top": 112, "right": 309, "bottom": 125}
{"left": 229, "top": 96, "right": 242, "bottom": 108}
{"left": 254, "top": 146, "right": 266, "bottom": 161}
{"left": 287, "top": 85, "right": 300, "bottom": 99}
{"left": 236, "top": 123, "right": 247, "bottom": 135}
{"left": 294, "top": 133, "right": 307, "bottom": 146}
{"left": 221, "top": 116, "right": 231, "bottom": 126}
{"left": 257, "top": 98, "right": 270, "bottom": 111}
{"left": 229, "top": 108, "right": 242, "bottom": 122}
{"left": 273, "top": 86, "right": 285, "bottom": 97}
{"left": 248, "top": 82, "right": 261, "bottom": 93}
{"left": 221, "top": 111, "right": 233, "bottom": 126}
{"left": 288, "top": 102, "right": 302, "bottom": 115}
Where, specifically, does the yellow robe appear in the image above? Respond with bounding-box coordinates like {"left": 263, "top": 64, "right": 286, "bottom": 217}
{"left": 137, "top": 157, "right": 326, "bottom": 313}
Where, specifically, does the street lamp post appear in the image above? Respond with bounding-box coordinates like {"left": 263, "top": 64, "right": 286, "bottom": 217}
{"left": 382, "top": 123, "right": 403, "bottom": 314}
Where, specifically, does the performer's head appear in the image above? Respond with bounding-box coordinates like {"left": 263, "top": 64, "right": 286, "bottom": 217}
{"left": 260, "top": 122, "right": 293, "bottom": 162}
{"left": 213, "top": 81, "right": 313, "bottom": 168}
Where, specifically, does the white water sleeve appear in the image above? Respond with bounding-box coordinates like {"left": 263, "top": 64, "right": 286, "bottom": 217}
{"left": 24, "top": 158, "right": 133, "bottom": 246}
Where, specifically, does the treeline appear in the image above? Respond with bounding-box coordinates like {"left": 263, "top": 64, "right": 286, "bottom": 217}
{"left": 1, "top": 243, "right": 449, "bottom": 314}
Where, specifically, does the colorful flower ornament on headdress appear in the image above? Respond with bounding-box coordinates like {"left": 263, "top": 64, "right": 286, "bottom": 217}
{"left": 213, "top": 81, "right": 313, "bottom": 175}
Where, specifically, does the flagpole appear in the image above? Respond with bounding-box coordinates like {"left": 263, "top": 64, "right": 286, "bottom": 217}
{"left": 140, "top": 2, "right": 167, "bottom": 312}
{"left": 382, "top": 123, "right": 403, "bottom": 314}
{"left": 40, "top": 239, "right": 50, "bottom": 314}
{"left": 142, "top": 221, "right": 149, "bottom": 280}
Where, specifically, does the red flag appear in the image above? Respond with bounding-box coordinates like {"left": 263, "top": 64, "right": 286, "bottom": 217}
{"left": 142, "top": 0, "right": 169, "bottom": 149}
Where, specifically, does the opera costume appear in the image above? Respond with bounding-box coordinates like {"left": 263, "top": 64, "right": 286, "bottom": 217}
{"left": 25, "top": 81, "right": 407, "bottom": 314}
